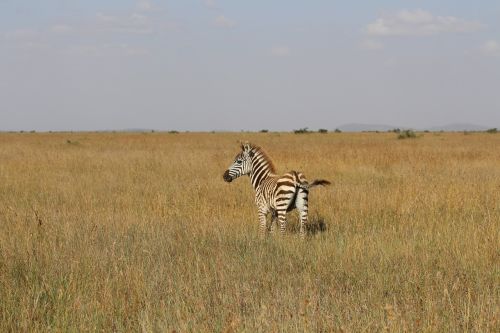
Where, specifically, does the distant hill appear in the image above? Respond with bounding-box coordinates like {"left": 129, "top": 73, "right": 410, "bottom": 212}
{"left": 338, "top": 123, "right": 408, "bottom": 132}
{"left": 337, "top": 123, "right": 491, "bottom": 132}
{"left": 121, "top": 128, "right": 155, "bottom": 132}
{"left": 427, "top": 123, "right": 489, "bottom": 132}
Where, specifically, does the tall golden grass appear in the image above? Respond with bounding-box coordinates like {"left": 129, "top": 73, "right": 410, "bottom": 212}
{"left": 0, "top": 132, "right": 498, "bottom": 332}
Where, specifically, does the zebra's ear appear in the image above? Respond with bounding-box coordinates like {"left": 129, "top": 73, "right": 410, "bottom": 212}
{"left": 240, "top": 141, "right": 251, "bottom": 151}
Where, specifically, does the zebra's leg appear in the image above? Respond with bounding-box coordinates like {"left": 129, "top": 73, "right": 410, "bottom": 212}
{"left": 277, "top": 210, "right": 287, "bottom": 234}
{"left": 258, "top": 210, "right": 268, "bottom": 235}
{"left": 296, "top": 189, "right": 309, "bottom": 237}
{"left": 269, "top": 209, "right": 278, "bottom": 233}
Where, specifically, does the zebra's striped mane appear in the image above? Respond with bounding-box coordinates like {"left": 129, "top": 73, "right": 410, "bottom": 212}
{"left": 248, "top": 143, "right": 276, "bottom": 174}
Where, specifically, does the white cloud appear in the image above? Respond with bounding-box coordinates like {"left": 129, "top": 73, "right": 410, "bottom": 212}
{"left": 95, "top": 12, "right": 154, "bottom": 34}
{"left": 137, "top": 0, "right": 153, "bottom": 11}
{"left": 3, "top": 29, "right": 40, "bottom": 41}
{"left": 481, "top": 40, "right": 500, "bottom": 56}
{"left": 202, "top": 0, "right": 217, "bottom": 9}
{"left": 1, "top": 29, "right": 48, "bottom": 50}
{"left": 214, "top": 15, "right": 235, "bottom": 28}
{"left": 270, "top": 46, "right": 290, "bottom": 57}
{"left": 66, "top": 43, "right": 150, "bottom": 57}
{"left": 360, "top": 39, "right": 383, "bottom": 50}
{"left": 66, "top": 44, "right": 102, "bottom": 57}
{"left": 50, "top": 24, "right": 73, "bottom": 34}
{"left": 2, "top": 9, "right": 161, "bottom": 57}
{"left": 96, "top": 12, "right": 117, "bottom": 23}
{"left": 366, "top": 9, "right": 483, "bottom": 37}
{"left": 131, "top": 13, "right": 148, "bottom": 23}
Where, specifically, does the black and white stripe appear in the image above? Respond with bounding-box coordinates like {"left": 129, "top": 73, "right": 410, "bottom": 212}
{"left": 223, "top": 142, "right": 330, "bottom": 236}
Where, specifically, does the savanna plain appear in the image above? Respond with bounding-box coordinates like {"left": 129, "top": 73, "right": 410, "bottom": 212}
{"left": 0, "top": 132, "right": 499, "bottom": 332}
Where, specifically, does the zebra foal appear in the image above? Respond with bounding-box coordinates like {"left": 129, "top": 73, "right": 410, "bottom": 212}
{"left": 223, "top": 142, "right": 330, "bottom": 236}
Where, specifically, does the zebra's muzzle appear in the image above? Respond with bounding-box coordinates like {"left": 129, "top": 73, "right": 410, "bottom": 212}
{"left": 223, "top": 170, "right": 233, "bottom": 183}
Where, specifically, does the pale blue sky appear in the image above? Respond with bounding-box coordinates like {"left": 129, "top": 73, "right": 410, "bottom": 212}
{"left": 1, "top": 1, "right": 499, "bottom": 131}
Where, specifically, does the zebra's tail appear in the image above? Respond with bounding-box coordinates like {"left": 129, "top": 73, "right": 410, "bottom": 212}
{"left": 298, "top": 179, "right": 331, "bottom": 190}
{"left": 310, "top": 179, "right": 331, "bottom": 187}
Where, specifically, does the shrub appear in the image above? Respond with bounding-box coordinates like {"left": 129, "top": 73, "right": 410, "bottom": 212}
{"left": 168, "top": 130, "right": 179, "bottom": 134}
{"left": 293, "top": 127, "right": 310, "bottom": 134}
{"left": 334, "top": 128, "right": 342, "bottom": 133}
{"left": 486, "top": 128, "right": 497, "bottom": 134}
{"left": 397, "top": 130, "right": 417, "bottom": 139}
{"left": 260, "top": 129, "right": 269, "bottom": 133}
{"left": 318, "top": 129, "right": 328, "bottom": 133}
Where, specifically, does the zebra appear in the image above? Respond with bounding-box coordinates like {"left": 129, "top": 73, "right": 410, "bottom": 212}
{"left": 223, "top": 142, "right": 330, "bottom": 236}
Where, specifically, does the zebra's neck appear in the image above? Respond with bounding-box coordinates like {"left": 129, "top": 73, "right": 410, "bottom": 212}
{"left": 249, "top": 149, "right": 273, "bottom": 190}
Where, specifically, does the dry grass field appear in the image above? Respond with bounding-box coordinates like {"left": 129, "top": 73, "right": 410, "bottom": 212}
{"left": 0, "top": 131, "right": 499, "bottom": 332}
